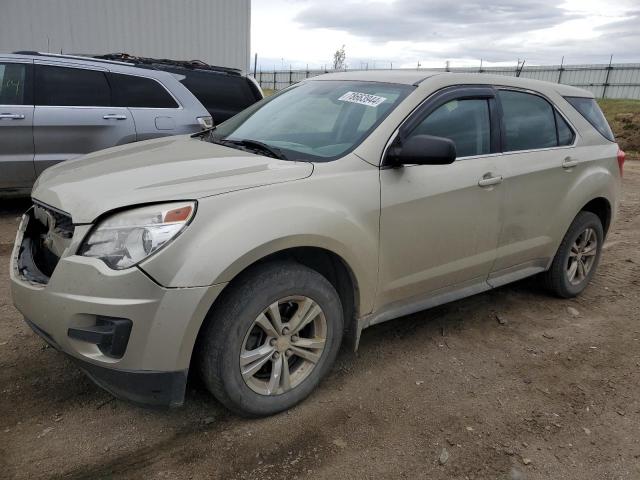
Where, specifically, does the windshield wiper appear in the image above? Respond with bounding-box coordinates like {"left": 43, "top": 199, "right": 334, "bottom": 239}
{"left": 191, "top": 126, "right": 218, "bottom": 143}
{"left": 223, "top": 139, "right": 288, "bottom": 160}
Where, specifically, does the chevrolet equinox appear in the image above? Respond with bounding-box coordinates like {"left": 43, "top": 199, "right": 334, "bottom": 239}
{"left": 11, "top": 71, "right": 624, "bottom": 416}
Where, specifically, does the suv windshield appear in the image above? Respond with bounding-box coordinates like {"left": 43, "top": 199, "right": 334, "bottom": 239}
{"left": 210, "top": 81, "right": 414, "bottom": 161}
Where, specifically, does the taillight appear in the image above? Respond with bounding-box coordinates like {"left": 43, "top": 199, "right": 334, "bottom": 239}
{"left": 617, "top": 148, "right": 626, "bottom": 177}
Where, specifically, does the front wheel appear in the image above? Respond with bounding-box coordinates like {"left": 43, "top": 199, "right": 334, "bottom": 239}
{"left": 199, "top": 261, "right": 343, "bottom": 417}
{"left": 542, "top": 211, "right": 604, "bottom": 298}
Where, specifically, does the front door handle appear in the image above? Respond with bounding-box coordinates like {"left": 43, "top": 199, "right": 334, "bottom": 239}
{"left": 562, "top": 157, "right": 579, "bottom": 169}
{"left": 103, "top": 114, "right": 127, "bottom": 120}
{"left": 0, "top": 113, "right": 25, "bottom": 120}
{"left": 478, "top": 174, "right": 503, "bottom": 187}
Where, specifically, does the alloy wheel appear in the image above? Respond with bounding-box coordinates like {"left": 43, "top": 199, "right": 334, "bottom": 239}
{"left": 566, "top": 227, "right": 598, "bottom": 285}
{"left": 239, "top": 296, "right": 327, "bottom": 395}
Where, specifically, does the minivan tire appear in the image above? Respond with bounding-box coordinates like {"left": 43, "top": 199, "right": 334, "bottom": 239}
{"left": 198, "top": 261, "right": 343, "bottom": 417}
{"left": 542, "top": 211, "right": 604, "bottom": 298}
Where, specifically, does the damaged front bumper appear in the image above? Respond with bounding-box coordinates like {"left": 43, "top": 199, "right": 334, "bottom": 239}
{"left": 10, "top": 206, "right": 224, "bottom": 407}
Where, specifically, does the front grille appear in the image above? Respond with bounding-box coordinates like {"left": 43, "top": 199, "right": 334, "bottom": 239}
{"left": 17, "top": 203, "right": 75, "bottom": 283}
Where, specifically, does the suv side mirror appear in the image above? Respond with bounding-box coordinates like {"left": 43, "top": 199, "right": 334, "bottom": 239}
{"left": 388, "top": 134, "right": 457, "bottom": 166}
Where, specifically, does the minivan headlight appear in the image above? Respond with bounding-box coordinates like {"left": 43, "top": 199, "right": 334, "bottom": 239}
{"left": 79, "top": 202, "right": 196, "bottom": 270}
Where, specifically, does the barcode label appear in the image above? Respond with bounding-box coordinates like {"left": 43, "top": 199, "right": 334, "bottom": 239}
{"left": 338, "top": 91, "right": 387, "bottom": 107}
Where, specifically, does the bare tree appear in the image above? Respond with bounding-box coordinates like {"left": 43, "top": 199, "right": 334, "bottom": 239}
{"left": 333, "top": 45, "right": 346, "bottom": 71}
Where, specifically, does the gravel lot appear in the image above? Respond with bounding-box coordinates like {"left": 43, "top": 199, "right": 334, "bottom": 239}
{"left": 1, "top": 162, "right": 639, "bottom": 480}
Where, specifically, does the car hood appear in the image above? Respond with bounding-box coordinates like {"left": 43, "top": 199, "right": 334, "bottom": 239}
{"left": 32, "top": 135, "right": 314, "bottom": 223}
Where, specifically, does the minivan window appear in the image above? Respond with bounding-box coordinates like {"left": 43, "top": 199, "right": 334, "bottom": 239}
{"left": 108, "top": 73, "right": 178, "bottom": 108}
{"left": 498, "top": 90, "right": 557, "bottom": 152}
{"left": 35, "top": 65, "right": 110, "bottom": 107}
{"left": 409, "top": 99, "right": 491, "bottom": 158}
{"left": 565, "top": 96, "right": 614, "bottom": 142}
{"left": 0, "top": 63, "right": 28, "bottom": 105}
{"left": 213, "top": 81, "right": 413, "bottom": 161}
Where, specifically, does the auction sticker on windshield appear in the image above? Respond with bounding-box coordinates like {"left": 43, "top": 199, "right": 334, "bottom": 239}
{"left": 338, "top": 91, "right": 387, "bottom": 107}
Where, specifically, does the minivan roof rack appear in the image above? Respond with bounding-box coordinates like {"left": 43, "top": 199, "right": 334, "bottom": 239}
{"left": 93, "top": 53, "right": 243, "bottom": 76}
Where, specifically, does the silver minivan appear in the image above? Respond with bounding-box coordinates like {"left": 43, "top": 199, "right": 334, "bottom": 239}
{"left": 0, "top": 53, "right": 213, "bottom": 192}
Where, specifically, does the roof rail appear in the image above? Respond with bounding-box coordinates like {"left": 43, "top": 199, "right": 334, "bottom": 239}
{"left": 12, "top": 51, "right": 243, "bottom": 76}
{"left": 93, "top": 53, "right": 243, "bottom": 76}
{"left": 12, "top": 51, "right": 134, "bottom": 66}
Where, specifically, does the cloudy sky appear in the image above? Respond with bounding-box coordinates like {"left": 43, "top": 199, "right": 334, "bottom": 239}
{"left": 252, "top": 0, "right": 639, "bottom": 70}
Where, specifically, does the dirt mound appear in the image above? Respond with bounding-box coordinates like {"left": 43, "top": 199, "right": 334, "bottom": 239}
{"left": 599, "top": 99, "right": 640, "bottom": 159}
{"left": 612, "top": 112, "right": 640, "bottom": 158}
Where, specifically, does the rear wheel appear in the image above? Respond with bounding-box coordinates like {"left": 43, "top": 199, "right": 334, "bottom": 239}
{"left": 199, "top": 261, "right": 343, "bottom": 416}
{"left": 542, "top": 211, "right": 603, "bottom": 298}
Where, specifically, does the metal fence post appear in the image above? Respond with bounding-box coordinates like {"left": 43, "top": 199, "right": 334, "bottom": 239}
{"left": 602, "top": 55, "right": 613, "bottom": 99}
{"left": 557, "top": 56, "right": 564, "bottom": 84}
{"left": 273, "top": 71, "right": 277, "bottom": 91}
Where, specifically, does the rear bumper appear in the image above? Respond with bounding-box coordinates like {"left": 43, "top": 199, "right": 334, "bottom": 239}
{"left": 10, "top": 213, "right": 226, "bottom": 406}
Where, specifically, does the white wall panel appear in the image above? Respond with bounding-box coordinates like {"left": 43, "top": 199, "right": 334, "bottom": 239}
{"left": 0, "top": 0, "right": 250, "bottom": 72}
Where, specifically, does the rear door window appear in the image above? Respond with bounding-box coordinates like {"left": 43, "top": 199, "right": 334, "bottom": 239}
{"left": 409, "top": 99, "right": 491, "bottom": 158}
{"left": 108, "top": 73, "right": 178, "bottom": 108}
{"left": 0, "top": 62, "right": 30, "bottom": 105}
{"left": 498, "top": 90, "right": 558, "bottom": 151}
{"left": 564, "top": 96, "right": 614, "bottom": 142}
{"left": 35, "top": 65, "right": 110, "bottom": 106}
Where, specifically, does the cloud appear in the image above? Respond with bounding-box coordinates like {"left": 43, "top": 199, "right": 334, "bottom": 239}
{"left": 295, "top": 0, "right": 577, "bottom": 42}
{"left": 289, "top": 0, "right": 640, "bottom": 65}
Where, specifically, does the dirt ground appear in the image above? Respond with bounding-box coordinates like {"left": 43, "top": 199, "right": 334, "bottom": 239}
{"left": 0, "top": 162, "right": 639, "bottom": 480}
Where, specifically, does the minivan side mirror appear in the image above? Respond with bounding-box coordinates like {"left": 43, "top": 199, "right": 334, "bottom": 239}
{"left": 388, "top": 134, "right": 457, "bottom": 166}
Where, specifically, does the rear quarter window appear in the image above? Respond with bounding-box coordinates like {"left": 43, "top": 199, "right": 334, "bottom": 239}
{"left": 108, "top": 73, "right": 178, "bottom": 108}
{"left": 176, "top": 70, "right": 260, "bottom": 122}
{"left": 555, "top": 111, "right": 575, "bottom": 146}
{"left": 564, "top": 96, "right": 614, "bottom": 142}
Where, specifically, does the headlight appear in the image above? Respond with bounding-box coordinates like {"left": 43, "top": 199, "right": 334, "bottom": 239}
{"left": 78, "top": 202, "right": 196, "bottom": 270}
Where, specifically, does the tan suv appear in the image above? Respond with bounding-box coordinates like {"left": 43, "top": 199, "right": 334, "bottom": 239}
{"left": 10, "top": 71, "right": 624, "bottom": 416}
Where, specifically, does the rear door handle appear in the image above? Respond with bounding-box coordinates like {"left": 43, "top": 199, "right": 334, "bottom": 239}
{"left": 103, "top": 114, "right": 127, "bottom": 120}
{"left": 562, "top": 157, "right": 579, "bottom": 169}
{"left": 0, "top": 113, "right": 25, "bottom": 120}
{"left": 478, "top": 174, "right": 503, "bottom": 187}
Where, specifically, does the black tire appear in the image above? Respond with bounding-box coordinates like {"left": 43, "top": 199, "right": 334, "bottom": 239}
{"left": 198, "top": 261, "right": 343, "bottom": 417}
{"left": 542, "top": 211, "right": 604, "bottom": 298}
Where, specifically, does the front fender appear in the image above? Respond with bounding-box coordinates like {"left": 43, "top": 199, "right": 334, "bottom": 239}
{"left": 140, "top": 163, "right": 380, "bottom": 316}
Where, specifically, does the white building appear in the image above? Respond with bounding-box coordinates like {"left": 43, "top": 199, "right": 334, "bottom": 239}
{"left": 0, "top": 0, "right": 251, "bottom": 72}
